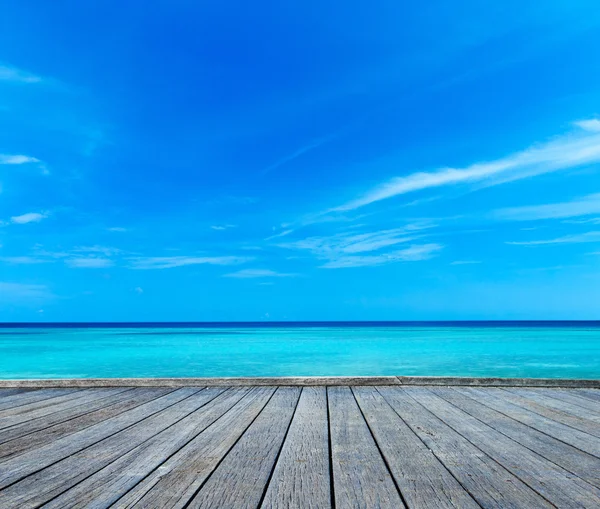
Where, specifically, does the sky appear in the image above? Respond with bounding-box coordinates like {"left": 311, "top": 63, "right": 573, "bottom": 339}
{"left": 1, "top": 0, "right": 600, "bottom": 321}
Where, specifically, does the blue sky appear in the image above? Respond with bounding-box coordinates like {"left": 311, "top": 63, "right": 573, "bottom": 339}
{"left": 1, "top": 0, "right": 600, "bottom": 321}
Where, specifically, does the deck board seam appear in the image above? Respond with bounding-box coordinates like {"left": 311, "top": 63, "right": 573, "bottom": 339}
{"left": 257, "top": 387, "right": 303, "bottom": 509}
{"left": 374, "top": 387, "right": 485, "bottom": 509}
{"left": 0, "top": 388, "right": 83, "bottom": 413}
{"left": 452, "top": 387, "right": 600, "bottom": 460}
{"left": 400, "top": 388, "right": 561, "bottom": 509}
{"left": 173, "top": 387, "right": 279, "bottom": 509}
{"left": 325, "top": 387, "right": 336, "bottom": 509}
{"left": 350, "top": 386, "right": 409, "bottom": 509}
{"left": 504, "top": 387, "right": 600, "bottom": 416}
{"left": 431, "top": 387, "right": 600, "bottom": 490}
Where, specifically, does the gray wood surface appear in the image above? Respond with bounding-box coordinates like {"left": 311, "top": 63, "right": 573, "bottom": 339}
{"left": 500, "top": 388, "right": 600, "bottom": 437}
{"left": 0, "top": 388, "right": 167, "bottom": 461}
{"left": 187, "top": 387, "right": 301, "bottom": 509}
{"left": 328, "top": 386, "right": 405, "bottom": 508}
{"left": 433, "top": 387, "right": 600, "bottom": 488}
{"left": 261, "top": 387, "right": 331, "bottom": 509}
{"left": 0, "top": 389, "right": 33, "bottom": 398}
{"left": 353, "top": 386, "right": 479, "bottom": 509}
{"left": 404, "top": 387, "right": 600, "bottom": 508}
{"left": 0, "top": 388, "right": 80, "bottom": 412}
{"left": 457, "top": 387, "right": 600, "bottom": 458}
{"left": 43, "top": 388, "right": 246, "bottom": 509}
{"left": 115, "top": 387, "right": 276, "bottom": 508}
{"left": 379, "top": 386, "right": 555, "bottom": 508}
{"left": 0, "top": 385, "right": 599, "bottom": 508}
{"left": 0, "top": 388, "right": 216, "bottom": 508}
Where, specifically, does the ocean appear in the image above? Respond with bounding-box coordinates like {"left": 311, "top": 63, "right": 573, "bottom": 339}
{"left": 1, "top": 322, "right": 599, "bottom": 379}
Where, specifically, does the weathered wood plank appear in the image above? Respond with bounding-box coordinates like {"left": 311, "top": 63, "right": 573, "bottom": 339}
{"left": 409, "top": 387, "right": 600, "bottom": 506}
{"left": 0, "top": 389, "right": 33, "bottom": 399}
{"left": 186, "top": 386, "right": 301, "bottom": 509}
{"left": 524, "top": 388, "right": 600, "bottom": 415}
{"left": 0, "top": 388, "right": 80, "bottom": 412}
{"left": 353, "top": 386, "right": 478, "bottom": 509}
{"left": 434, "top": 387, "right": 600, "bottom": 488}
{"left": 43, "top": 388, "right": 249, "bottom": 508}
{"left": 328, "top": 386, "right": 405, "bottom": 509}
{"left": 0, "top": 388, "right": 130, "bottom": 431}
{"left": 261, "top": 387, "right": 331, "bottom": 509}
{"left": 499, "top": 388, "right": 600, "bottom": 438}
{"left": 573, "top": 389, "right": 600, "bottom": 403}
{"left": 379, "top": 386, "right": 554, "bottom": 508}
{"left": 457, "top": 387, "right": 600, "bottom": 458}
{"left": 0, "top": 388, "right": 218, "bottom": 508}
{"left": 0, "top": 387, "right": 190, "bottom": 489}
{"left": 0, "top": 388, "right": 167, "bottom": 460}
{"left": 114, "top": 387, "right": 276, "bottom": 508}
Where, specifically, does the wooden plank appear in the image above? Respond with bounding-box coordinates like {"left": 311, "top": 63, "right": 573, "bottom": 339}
{"left": 328, "top": 386, "right": 405, "bottom": 509}
{"left": 0, "top": 388, "right": 219, "bottom": 508}
{"left": 378, "top": 387, "right": 555, "bottom": 508}
{"left": 457, "top": 387, "right": 600, "bottom": 458}
{"left": 0, "top": 388, "right": 130, "bottom": 431}
{"left": 573, "top": 389, "right": 600, "bottom": 403}
{"left": 353, "top": 386, "right": 479, "bottom": 509}
{"left": 261, "top": 387, "right": 331, "bottom": 509}
{"left": 43, "top": 388, "right": 249, "bottom": 508}
{"left": 499, "top": 388, "right": 600, "bottom": 438}
{"left": 0, "top": 388, "right": 168, "bottom": 461}
{"left": 0, "top": 387, "right": 192, "bottom": 489}
{"left": 113, "top": 387, "right": 276, "bottom": 508}
{"left": 0, "top": 389, "right": 81, "bottom": 412}
{"left": 525, "top": 388, "right": 600, "bottom": 415}
{"left": 405, "top": 387, "right": 600, "bottom": 508}
{"left": 433, "top": 387, "right": 600, "bottom": 488}
{"left": 186, "top": 386, "right": 301, "bottom": 509}
{"left": 0, "top": 389, "right": 33, "bottom": 399}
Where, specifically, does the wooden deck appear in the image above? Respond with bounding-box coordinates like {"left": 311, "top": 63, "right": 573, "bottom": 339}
{"left": 0, "top": 386, "right": 599, "bottom": 508}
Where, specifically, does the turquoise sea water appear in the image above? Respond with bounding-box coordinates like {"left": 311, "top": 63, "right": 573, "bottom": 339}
{"left": 1, "top": 323, "right": 599, "bottom": 379}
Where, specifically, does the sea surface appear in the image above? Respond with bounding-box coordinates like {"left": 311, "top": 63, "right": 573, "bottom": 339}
{"left": 1, "top": 322, "right": 599, "bottom": 379}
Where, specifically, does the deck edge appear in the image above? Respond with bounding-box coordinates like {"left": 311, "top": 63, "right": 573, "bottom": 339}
{"left": 0, "top": 376, "right": 598, "bottom": 388}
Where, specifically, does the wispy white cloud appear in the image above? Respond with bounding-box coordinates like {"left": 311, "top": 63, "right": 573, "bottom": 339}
{"left": 451, "top": 260, "right": 482, "bottom": 265}
{"left": 321, "top": 243, "right": 443, "bottom": 268}
{"left": 223, "top": 268, "right": 297, "bottom": 278}
{"left": 129, "top": 255, "right": 251, "bottom": 270}
{"left": 508, "top": 231, "right": 600, "bottom": 246}
{"left": 574, "top": 118, "right": 600, "bottom": 132}
{"left": 277, "top": 223, "right": 433, "bottom": 258}
{"left": 0, "top": 282, "right": 52, "bottom": 303}
{"left": 73, "top": 245, "right": 122, "bottom": 256}
{"left": 0, "top": 256, "right": 50, "bottom": 265}
{"left": 261, "top": 133, "right": 336, "bottom": 176}
{"left": 329, "top": 124, "right": 600, "bottom": 212}
{"left": 9, "top": 212, "right": 48, "bottom": 224}
{"left": 0, "top": 154, "right": 40, "bottom": 165}
{"left": 107, "top": 227, "right": 127, "bottom": 232}
{"left": 493, "top": 193, "right": 600, "bottom": 221}
{"left": 210, "top": 224, "right": 237, "bottom": 231}
{"left": 66, "top": 258, "right": 114, "bottom": 269}
{"left": 0, "top": 65, "right": 42, "bottom": 84}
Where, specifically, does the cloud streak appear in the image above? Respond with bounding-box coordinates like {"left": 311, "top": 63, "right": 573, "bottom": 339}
{"left": 66, "top": 258, "right": 114, "bottom": 268}
{"left": 0, "top": 154, "right": 40, "bottom": 165}
{"left": 321, "top": 243, "right": 443, "bottom": 268}
{"left": 223, "top": 269, "right": 297, "bottom": 278}
{"left": 129, "top": 255, "right": 251, "bottom": 270}
{"left": 0, "top": 65, "right": 42, "bottom": 84}
{"left": 329, "top": 122, "right": 600, "bottom": 212}
{"left": 507, "top": 231, "right": 600, "bottom": 246}
{"left": 493, "top": 193, "right": 600, "bottom": 221}
{"left": 9, "top": 212, "right": 48, "bottom": 224}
